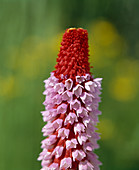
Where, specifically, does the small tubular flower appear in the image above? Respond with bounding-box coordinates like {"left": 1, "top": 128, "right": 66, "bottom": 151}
{"left": 38, "top": 28, "right": 102, "bottom": 170}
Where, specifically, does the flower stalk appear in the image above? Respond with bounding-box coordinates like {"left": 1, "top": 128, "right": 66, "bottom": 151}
{"left": 38, "top": 28, "right": 102, "bottom": 170}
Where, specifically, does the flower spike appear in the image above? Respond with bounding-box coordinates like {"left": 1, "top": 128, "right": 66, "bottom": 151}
{"left": 38, "top": 28, "right": 102, "bottom": 170}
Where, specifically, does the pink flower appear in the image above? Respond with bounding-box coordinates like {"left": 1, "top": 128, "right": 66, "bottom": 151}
{"left": 38, "top": 28, "right": 102, "bottom": 170}
{"left": 62, "top": 90, "right": 73, "bottom": 102}
{"left": 65, "top": 78, "right": 73, "bottom": 90}
{"left": 73, "top": 84, "right": 84, "bottom": 97}
{"left": 52, "top": 146, "right": 64, "bottom": 158}
{"left": 57, "top": 128, "right": 70, "bottom": 139}
{"left": 70, "top": 99, "right": 81, "bottom": 110}
{"left": 66, "top": 138, "right": 78, "bottom": 149}
{"left": 74, "top": 123, "right": 85, "bottom": 135}
{"left": 60, "top": 157, "right": 72, "bottom": 169}
{"left": 72, "top": 149, "right": 86, "bottom": 161}
{"left": 64, "top": 112, "right": 78, "bottom": 125}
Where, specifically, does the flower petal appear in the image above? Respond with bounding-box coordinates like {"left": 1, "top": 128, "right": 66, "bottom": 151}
{"left": 54, "top": 82, "right": 64, "bottom": 94}
{"left": 64, "top": 112, "right": 78, "bottom": 125}
{"left": 60, "top": 157, "right": 72, "bottom": 169}
{"left": 76, "top": 76, "right": 85, "bottom": 83}
{"left": 72, "top": 150, "right": 86, "bottom": 161}
{"left": 85, "top": 81, "right": 95, "bottom": 92}
{"left": 65, "top": 78, "right": 73, "bottom": 90}
{"left": 49, "top": 163, "right": 59, "bottom": 169}
{"left": 58, "top": 128, "right": 70, "bottom": 139}
{"left": 74, "top": 123, "right": 85, "bottom": 135}
{"left": 70, "top": 99, "right": 81, "bottom": 110}
{"left": 76, "top": 107, "right": 88, "bottom": 118}
{"left": 62, "top": 90, "right": 73, "bottom": 102}
{"left": 57, "top": 103, "right": 67, "bottom": 114}
{"left": 73, "top": 84, "right": 84, "bottom": 98}
{"left": 52, "top": 146, "right": 64, "bottom": 158}
{"left": 79, "top": 160, "right": 94, "bottom": 170}
{"left": 66, "top": 139, "right": 78, "bottom": 150}
{"left": 80, "top": 92, "right": 94, "bottom": 105}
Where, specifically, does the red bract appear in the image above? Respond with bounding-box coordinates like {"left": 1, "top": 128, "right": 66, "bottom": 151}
{"left": 54, "top": 28, "right": 91, "bottom": 82}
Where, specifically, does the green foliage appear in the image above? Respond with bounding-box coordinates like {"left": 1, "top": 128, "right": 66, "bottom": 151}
{"left": 0, "top": 1, "right": 139, "bottom": 170}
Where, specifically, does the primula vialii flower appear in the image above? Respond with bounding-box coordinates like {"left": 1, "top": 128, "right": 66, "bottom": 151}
{"left": 38, "top": 28, "right": 102, "bottom": 170}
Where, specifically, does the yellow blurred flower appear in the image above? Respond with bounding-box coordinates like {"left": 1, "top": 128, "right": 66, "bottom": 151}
{"left": 109, "top": 59, "right": 139, "bottom": 101}
{"left": 0, "top": 75, "right": 15, "bottom": 99}
{"left": 98, "top": 119, "right": 115, "bottom": 140}
{"left": 12, "top": 33, "right": 62, "bottom": 79}
{"left": 110, "top": 76, "right": 136, "bottom": 101}
{"left": 92, "top": 20, "right": 118, "bottom": 46}
{"left": 1, "top": 32, "right": 64, "bottom": 100}
{"left": 89, "top": 20, "right": 126, "bottom": 68}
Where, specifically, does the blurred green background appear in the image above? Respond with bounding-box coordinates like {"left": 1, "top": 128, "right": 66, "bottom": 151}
{"left": 0, "top": 0, "right": 139, "bottom": 170}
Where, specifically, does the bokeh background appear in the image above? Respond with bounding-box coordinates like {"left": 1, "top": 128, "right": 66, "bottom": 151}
{"left": 0, "top": 0, "right": 139, "bottom": 170}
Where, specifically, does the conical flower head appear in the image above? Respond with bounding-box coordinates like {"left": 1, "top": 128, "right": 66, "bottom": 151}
{"left": 54, "top": 28, "right": 91, "bottom": 81}
{"left": 38, "top": 28, "right": 102, "bottom": 170}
